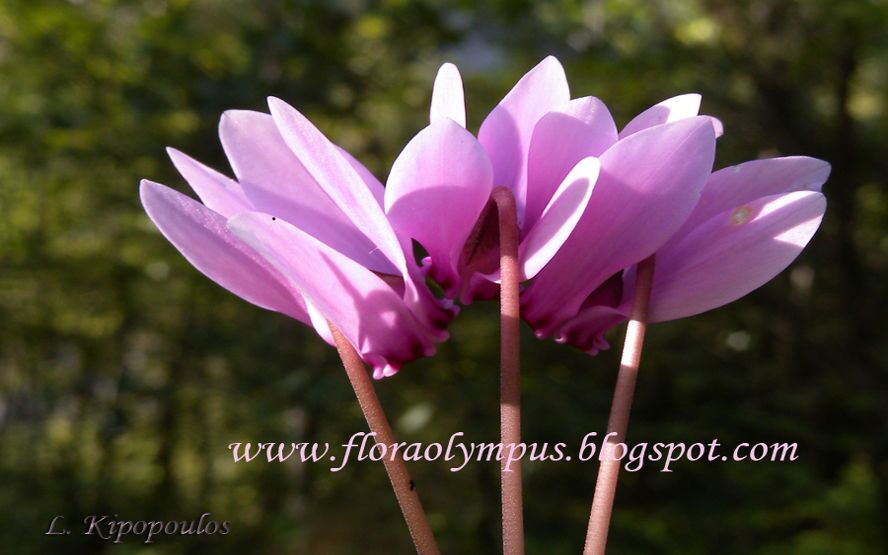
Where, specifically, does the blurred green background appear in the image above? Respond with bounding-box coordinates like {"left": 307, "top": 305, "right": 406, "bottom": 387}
{"left": 1, "top": 0, "right": 886, "bottom": 553}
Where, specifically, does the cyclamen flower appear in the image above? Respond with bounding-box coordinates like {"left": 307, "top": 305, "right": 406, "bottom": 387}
{"left": 140, "top": 100, "right": 454, "bottom": 378}
{"left": 543, "top": 157, "right": 829, "bottom": 353}
{"left": 521, "top": 98, "right": 828, "bottom": 353}
{"left": 385, "top": 57, "right": 602, "bottom": 302}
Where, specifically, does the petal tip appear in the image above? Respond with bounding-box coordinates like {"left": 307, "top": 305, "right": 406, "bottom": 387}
{"left": 540, "top": 54, "right": 563, "bottom": 67}
{"left": 373, "top": 363, "right": 400, "bottom": 379}
{"left": 537, "top": 55, "right": 567, "bottom": 79}
{"left": 266, "top": 95, "right": 289, "bottom": 112}
{"left": 139, "top": 178, "right": 163, "bottom": 201}
{"left": 437, "top": 61, "right": 459, "bottom": 74}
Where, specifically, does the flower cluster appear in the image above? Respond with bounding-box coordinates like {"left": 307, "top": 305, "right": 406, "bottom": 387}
{"left": 141, "top": 56, "right": 827, "bottom": 375}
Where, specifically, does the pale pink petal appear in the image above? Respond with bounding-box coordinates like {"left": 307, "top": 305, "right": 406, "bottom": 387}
{"left": 266, "top": 97, "right": 454, "bottom": 335}
{"left": 228, "top": 211, "right": 438, "bottom": 378}
{"left": 620, "top": 94, "right": 700, "bottom": 137}
{"left": 524, "top": 97, "right": 618, "bottom": 230}
{"left": 619, "top": 94, "right": 722, "bottom": 139}
{"left": 478, "top": 56, "right": 570, "bottom": 220}
{"left": 218, "top": 110, "right": 391, "bottom": 272}
{"left": 385, "top": 119, "right": 494, "bottom": 295}
{"left": 337, "top": 146, "right": 385, "bottom": 207}
{"left": 430, "top": 63, "right": 466, "bottom": 127}
{"left": 139, "top": 180, "right": 308, "bottom": 323}
{"left": 678, "top": 156, "right": 830, "bottom": 232}
{"left": 519, "top": 156, "right": 599, "bottom": 279}
{"left": 266, "top": 97, "right": 407, "bottom": 274}
{"left": 522, "top": 117, "right": 717, "bottom": 337}
{"left": 166, "top": 148, "right": 252, "bottom": 218}
{"left": 305, "top": 299, "right": 335, "bottom": 346}
{"left": 646, "top": 191, "right": 826, "bottom": 322}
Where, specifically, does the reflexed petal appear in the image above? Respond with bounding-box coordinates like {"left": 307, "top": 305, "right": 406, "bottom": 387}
{"left": 385, "top": 119, "right": 494, "bottom": 294}
{"left": 218, "top": 110, "right": 390, "bottom": 272}
{"left": 430, "top": 63, "right": 466, "bottom": 127}
{"left": 619, "top": 94, "right": 722, "bottom": 139}
{"left": 139, "top": 180, "right": 308, "bottom": 323}
{"left": 522, "top": 117, "right": 717, "bottom": 336}
{"left": 337, "top": 146, "right": 385, "bottom": 206}
{"left": 710, "top": 117, "right": 725, "bottom": 138}
{"left": 267, "top": 97, "right": 407, "bottom": 274}
{"left": 678, "top": 156, "right": 830, "bottom": 232}
{"left": 478, "top": 56, "right": 570, "bottom": 219}
{"left": 167, "top": 148, "right": 252, "bottom": 217}
{"left": 266, "top": 97, "right": 451, "bottom": 333}
{"left": 519, "top": 157, "right": 599, "bottom": 279}
{"left": 228, "top": 211, "right": 438, "bottom": 378}
{"left": 646, "top": 191, "right": 826, "bottom": 322}
{"left": 305, "top": 300, "right": 335, "bottom": 346}
{"left": 524, "top": 97, "right": 617, "bottom": 229}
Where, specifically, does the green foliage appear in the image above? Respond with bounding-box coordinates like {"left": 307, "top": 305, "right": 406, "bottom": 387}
{"left": 1, "top": 0, "right": 886, "bottom": 553}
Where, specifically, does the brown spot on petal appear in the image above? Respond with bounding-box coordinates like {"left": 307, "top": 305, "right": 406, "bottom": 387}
{"left": 731, "top": 205, "right": 753, "bottom": 225}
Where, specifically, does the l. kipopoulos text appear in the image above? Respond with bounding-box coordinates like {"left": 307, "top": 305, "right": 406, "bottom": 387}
{"left": 227, "top": 432, "right": 799, "bottom": 473}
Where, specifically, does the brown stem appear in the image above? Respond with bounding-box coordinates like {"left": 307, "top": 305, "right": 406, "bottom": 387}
{"left": 329, "top": 323, "right": 440, "bottom": 555}
{"left": 583, "top": 256, "right": 656, "bottom": 555}
{"left": 492, "top": 186, "right": 524, "bottom": 555}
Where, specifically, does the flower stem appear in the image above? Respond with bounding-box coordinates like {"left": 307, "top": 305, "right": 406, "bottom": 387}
{"left": 329, "top": 323, "right": 440, "bottom": 555}
{"left": 583, "top": 256, "right": 656, "bottom": 555}
{"left": 492, "top": 186, "right": 524, "bottom": 555}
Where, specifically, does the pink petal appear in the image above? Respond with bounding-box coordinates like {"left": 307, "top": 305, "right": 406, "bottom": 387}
{"left": 337, "top": 146, "right": 385, "bottom": 207}
{"left": 139, "top": 180, "right": 308, "bottom": 323}
{"left": 401, "top": 252, "right": 459, "bottom": 335}
{"left": 430, "top": 63, "right": 466, "bottom": 127}
{"left": 267, "top": 97, "right": 407, "bottom": 274}
{"left": 524, "top": 97, "right": 618, "bottom": 230}
{"left": 646, "top": 191, "right": 826, "bottom": 322}
{"left": 218, "top": 110, "right": 391, "bottom": 272}
{"left": 266, "top": 97, "right": 455, "bottom": 335}
{"left": 678, "top": 156, "right": 830, "bottom": 233}
{"left": 385, "top": 119, "right": 494, "bottom": 295}
{"left": 522, "top": 117, "right": 717, "bottom": 337}
{"left": 459, "top": 273, "right": 501, "bottom": 304}
{"left": 519, "top": 156, "right": 599, "bottom": 279}
{"left": 228, "top": 211, "right": 439, "bottom": 378}
{"left": 619, "top": 94, "right": 722, "bottom": 139}
{"left": 166, "top": 148, "right": 252, "bottom": 218}
{"left": 537, "top": 271, "right": 628, "bottom": 353}
{"left": 478, "top": 56, "right": 570, "bottom": 220}
{"left": 305, "top": 300, "right": 335, "bottom": 346}
{"left": 555, "top": 306, "right": 627, "bottom": 355}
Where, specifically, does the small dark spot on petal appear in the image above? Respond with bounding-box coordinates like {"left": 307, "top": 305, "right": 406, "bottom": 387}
{"left": 272, "top": 217, "right": 276, "bottom": 221}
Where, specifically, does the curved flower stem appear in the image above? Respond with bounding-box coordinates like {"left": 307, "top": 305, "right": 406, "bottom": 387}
{"left": 329, "top": 323, "right": 440, "bottom": 555}
{"left": 492, "top": 186, "right": 524, "bottom": 555}
{"left": 583, "top": 256, "right": 656, "bottom": 555}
